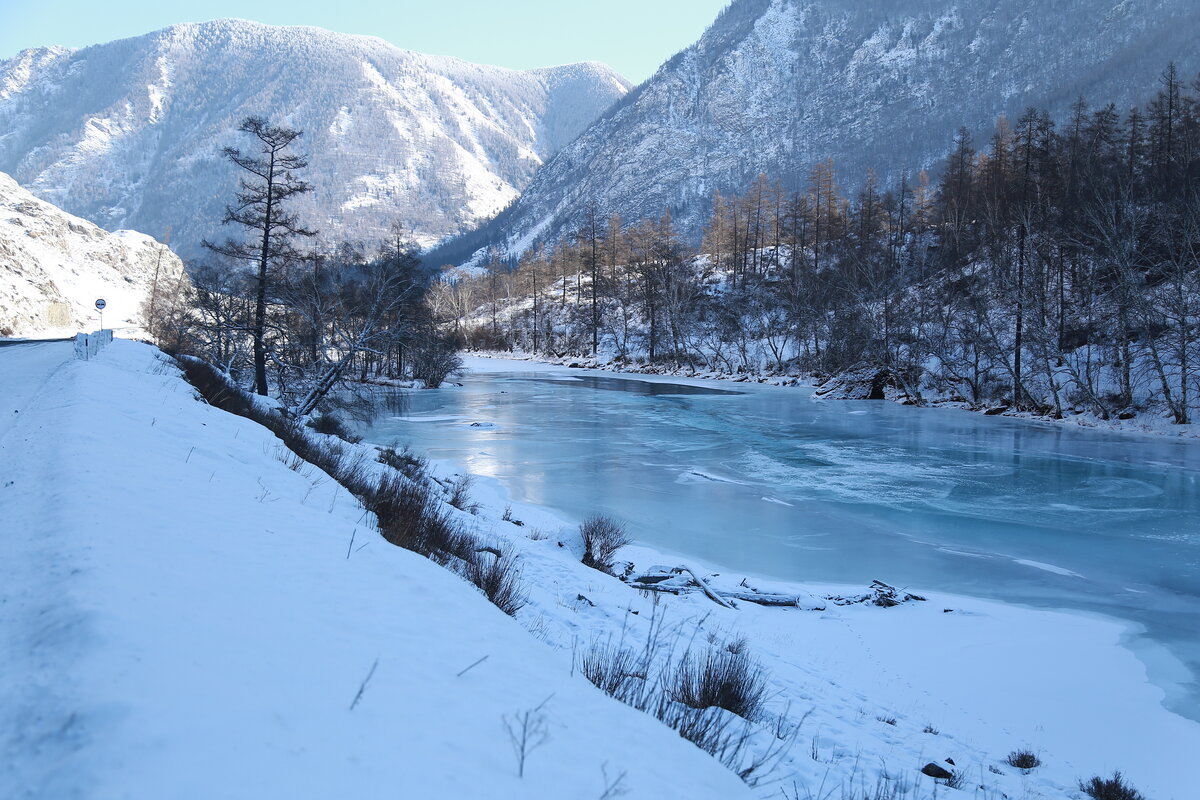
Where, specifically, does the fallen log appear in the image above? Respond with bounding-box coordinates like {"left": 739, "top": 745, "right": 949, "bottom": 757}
{"left": 626, "top": 566, "right": 809, "bottom": 608}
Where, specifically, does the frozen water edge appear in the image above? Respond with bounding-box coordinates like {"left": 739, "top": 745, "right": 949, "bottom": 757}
{"left": 8, "top": 340, "right": 1193, "bottom": 798}
{"left": 410, "top": 430, "right": 1200, "bottom": 800}
{"left": 465, "top": 352, "right": 1200, "bottom": 441}
{"left": 380, "top": 356, "right": 1200, "bottom": 799}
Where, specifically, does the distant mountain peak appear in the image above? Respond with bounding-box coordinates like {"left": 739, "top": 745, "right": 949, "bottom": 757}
{"left": 0, "top": 20, "right": 629, "bottom": 259}
{"left": 439, "top": 0, "right": 1198, "bottom": 266}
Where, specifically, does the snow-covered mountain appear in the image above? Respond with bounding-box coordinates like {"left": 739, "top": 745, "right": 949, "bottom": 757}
{"left": 445, "top": 0, "right": 1200, "bottom": 263}
{"left": 0, "top": 171, "right": 185, "bottom": 336}
{"left": 0, "top": 20, "right": 630, "bottom": 259}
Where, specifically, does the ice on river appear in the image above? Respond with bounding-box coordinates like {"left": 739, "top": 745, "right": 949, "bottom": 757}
{"left": 366, "top": 357, "right": 1200, "bottom": 722}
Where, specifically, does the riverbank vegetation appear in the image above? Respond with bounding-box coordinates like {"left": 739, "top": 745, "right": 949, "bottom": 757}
{"left": 144, "top": 116, "right": 463, "bottom": 417}
{"left": 440, "top": 65, "right": 1200, "bottom": 425}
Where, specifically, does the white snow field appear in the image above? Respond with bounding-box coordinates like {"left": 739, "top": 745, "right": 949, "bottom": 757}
{"left": 0, "top": 340, "right": 751, "bottom": 799}
{"left": 4, "top": 341, "right": 1199, "bottom": 799}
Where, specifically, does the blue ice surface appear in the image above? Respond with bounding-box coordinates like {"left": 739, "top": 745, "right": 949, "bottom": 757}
{"left": 364, "top": 366, "right": 1200, "bottom": 720}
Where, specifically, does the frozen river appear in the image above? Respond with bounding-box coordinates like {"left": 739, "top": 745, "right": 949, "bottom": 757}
{"left": 362, "top": 359, "right": 1200, "bottom": 719}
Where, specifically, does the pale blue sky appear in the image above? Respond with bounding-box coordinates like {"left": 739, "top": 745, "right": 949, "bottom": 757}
{"left": 1, "top": 0, "right": 732, "bottom": 83}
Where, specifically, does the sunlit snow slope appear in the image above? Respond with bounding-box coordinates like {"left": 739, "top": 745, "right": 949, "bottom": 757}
{"left": 451, "top": 0, "right": 1200, "bottom": 261}
{"left": 0, "top": 340, "right": 752, "bottom": 799}
{"left": 0, "top": 20, "right": 630, "bottom": 258}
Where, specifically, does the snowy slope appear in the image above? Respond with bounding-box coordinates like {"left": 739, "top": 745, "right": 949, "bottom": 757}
{"left": 0, "top": 172, "right": 184, "bottom": 336}
{"left": 0, "top": 340, "right": 752, "bottom": 799}
{"left": 448, "top": 0, "right": 1200, "bottom": 261}
{"left": 3, "top": 338, "right": 1196, "bottom": 798}
{"left": 0, "top": 20, "right": 630, "bottom": 258}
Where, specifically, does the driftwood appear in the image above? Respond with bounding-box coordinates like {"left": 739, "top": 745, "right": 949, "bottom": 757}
{"left": 827, "top": 579, "right": 927, "bottom": 608}
{"left": 626, "top": 566, "right": 810, "bottom": 608}
{"left": 627, "top": 569, "right": 924, "bottom": 610}
{"left": 682, "top": 566, "right": 736, "bottom": 609}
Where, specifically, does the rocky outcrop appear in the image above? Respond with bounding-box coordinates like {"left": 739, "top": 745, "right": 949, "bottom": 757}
{"left": 813, "top": 364, "right": 921, "bottom": 403}
{"left": 0, "top": 172, "right": 185, "bottom": 336}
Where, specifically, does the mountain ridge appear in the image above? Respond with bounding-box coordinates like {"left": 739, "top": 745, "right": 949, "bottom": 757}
{"left": 436, "top": 0, "right": 1200, "bottom": 266}
{"left": 0, "top": 19, "right": 630, "bottom": 259}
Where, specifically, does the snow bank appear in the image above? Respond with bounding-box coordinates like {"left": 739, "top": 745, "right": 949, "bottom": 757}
{"left": 401, "top": 357, "right": 1200, "bottom": 800}
{"left": 0, "top": 340, "right": 751, "bottom": 799}
{"left": 6, "top": 340, "right": 1197, "bottom": 800}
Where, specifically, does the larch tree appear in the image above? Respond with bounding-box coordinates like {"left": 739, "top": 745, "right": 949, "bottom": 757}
{"left": 204, "top": 116, "right": 315, "bottom": 396}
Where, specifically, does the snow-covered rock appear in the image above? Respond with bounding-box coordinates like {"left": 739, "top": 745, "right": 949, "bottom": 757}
{"left": 449, "top": 0, "right": 1200, "bottom": 262}
{"left": 0, "top": 172, "right": 184, "bottom": 336}
{"left": 0, "top": 20, "right": 630, "bottom": 258}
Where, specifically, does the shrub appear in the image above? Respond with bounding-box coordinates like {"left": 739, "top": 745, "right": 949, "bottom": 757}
{"left": 307, "top": 411, "right": 362, "bottom": 443}
{"left": 944, "top": 770, "right": 968, "bottom": 791}
{"left": 411, "top": 336, "right": 464, "bottom": 388}
{"left": 581, "top": 643, "right": 648, "bottom": 704}
{"left": 447, "top": 474, "right": 479, "bottom": 513}
{"left": 669, "top": 646, "right": 767, "bottom": 721}
{"left": 461, "top": 547, "right": 526, "bottom": 616}
{"left": 1006, "top": 749, "right": 1041, "bottom": 770}
{"left": 176, "top": 355, "right": 254, "bottom": 417}
{"left": 580, "top": 514, "right": 632, "bottom": 574}
{"left": 1079, "top": 772, "right": 1145, "bottom": 800}
{"left": 378, "top": 444, "right": 428, "bottom": 481}
{"left": 366, "top": 473, "right": 472, "bottom": 561}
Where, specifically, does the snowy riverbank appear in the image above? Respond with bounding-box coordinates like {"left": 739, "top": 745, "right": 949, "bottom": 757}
{"left": 465, "top": 350, "right": 1200, "bottom": 440}
{"left": 0, "top": 340, "right": 751, "bottom": 799}
{"left": 4, "top": 340, "right": 1197, "bottom": 799}
{"left": 366, "top": 355, "right": 1200, "bottom": 799}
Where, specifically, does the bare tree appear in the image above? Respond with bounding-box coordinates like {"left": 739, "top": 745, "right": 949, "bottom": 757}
{"left": 204, "top": 116, "right": 315, "bottom": 396}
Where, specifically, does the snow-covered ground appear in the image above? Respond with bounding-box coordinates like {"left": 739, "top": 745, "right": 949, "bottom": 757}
{"left": 0, "top": 340, "right": 751, "bottom": 799}
{"left": 3, "top": 340, "right": 1197, "bottom": 799}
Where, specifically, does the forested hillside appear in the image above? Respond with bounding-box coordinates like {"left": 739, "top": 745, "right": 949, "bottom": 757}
{"left": 442, "top": 66, "right": 1200, "bottom": 425}
{"left": 433, "top": 0, "right": 1200, "bottom": 267}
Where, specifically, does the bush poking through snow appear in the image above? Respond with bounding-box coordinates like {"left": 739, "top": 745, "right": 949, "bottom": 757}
{"left": 463, "top": 546, "right": 526, "bottom": 616}
{"left": 1006, "top": 749, "right": 1041, "bottom": 770}
{"left": 578, "top": 615, "right": 786, "bottom": 787}
{"left": 366, "top": 473, "right": 472, "bottom": 561}
{"left": 669, "top": 646, "right": 768, "bottom": 722}
{"left": 580, "top": 514, "right": 632, "bottom": 574}
{"left": 377, "top": 444, "right": 428, "bottom": 481}
{"left": 1079, "top": 772, "right": 1146, "bottom": 800}
{"left": 581, "top": 643, "right": 648, "bottom": 705}
{"left": 943, "top": 770, "right": 968, "bottom": 790}
{"left": 176, "top": 356, "right": 254, "bottom": 416}
{"left": 447, "top": 474, "right": 479, "bottom": 513}
{"left": 307, "top": 411, "right": 362, "bottom": 443}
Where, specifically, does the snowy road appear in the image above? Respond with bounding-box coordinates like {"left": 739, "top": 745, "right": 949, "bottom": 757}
{"left": 0, "top": 340, "right": 73, "bottom": 444}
